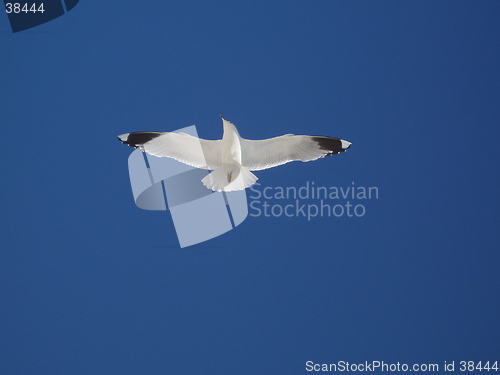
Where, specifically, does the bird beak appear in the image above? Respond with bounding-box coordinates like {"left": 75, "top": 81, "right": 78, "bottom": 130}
{"left": 219, "top": 114, "right": 225, "bottom": 121}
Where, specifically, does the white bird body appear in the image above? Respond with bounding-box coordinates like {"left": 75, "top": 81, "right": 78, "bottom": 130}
{"left": 221, "top": 119, "right": 242, "bottom": 165}
{"left": 118, "top": 117, "right": 351, "bottom": 192}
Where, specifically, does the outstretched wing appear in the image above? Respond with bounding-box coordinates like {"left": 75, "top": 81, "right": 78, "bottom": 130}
{"left": 240, "top": 135, "right": 351, "bottom": 171}
{"left": 118, "top": 132, "right": 221, "bottom": 170}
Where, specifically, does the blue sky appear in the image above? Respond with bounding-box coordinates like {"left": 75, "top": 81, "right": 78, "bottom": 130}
{"left": 1, "top": 1, "right": 498, "bottom": 374}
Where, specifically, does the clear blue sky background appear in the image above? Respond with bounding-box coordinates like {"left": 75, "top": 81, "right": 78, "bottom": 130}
{"left": 1, "top": 1, "right": 498, "bottom": 374}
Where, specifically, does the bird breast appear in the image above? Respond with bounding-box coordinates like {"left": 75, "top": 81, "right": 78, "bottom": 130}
{"left": 221, "top": 131, "right": 242, "bottom": 165}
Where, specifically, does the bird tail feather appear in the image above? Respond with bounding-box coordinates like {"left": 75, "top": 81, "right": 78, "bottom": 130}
{"left": 202, "top": 165, "right": 258, "bottom": 192}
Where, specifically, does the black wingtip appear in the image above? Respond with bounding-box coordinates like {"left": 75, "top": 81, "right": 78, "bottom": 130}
{"left": 312, "top": 136, "right": 351, "bottom": 156}
{"left": 118, "top": 132, "right": 163, "bottom": 149}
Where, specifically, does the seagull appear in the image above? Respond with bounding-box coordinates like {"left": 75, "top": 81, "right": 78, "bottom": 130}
{"left": 118, "top": 116, "right": 352, "bottom": 192}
